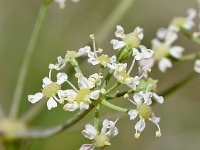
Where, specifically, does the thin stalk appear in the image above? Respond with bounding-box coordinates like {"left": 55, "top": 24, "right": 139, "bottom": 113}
{"left": 179, "top": 52, "right": 200, "bottom": 61}
{"left": 16, "top": 107, "right": 93, "bottom": 138}
{"left": 20, "top": 100, "right": 46, "bottom": 123}
{"left": 94, "top": 104, "right": 100, "bottom": 131}
{"left": 106, "top": 82, "right": 121, "bottom": 94}
{"left": 96, "top": 0, "right": 136, "bottom": 44}
{"left": 9, "top": 2, "right": 51, "bottom": 120}
{"left": 159, "top": 72, "right": 196, "bottom": 98}
{"left": 101, "top": 100, "right": 129, "bottom": 113}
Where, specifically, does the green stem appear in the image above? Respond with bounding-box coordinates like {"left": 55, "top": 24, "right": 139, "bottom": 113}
{"left": 179, "top": 52, "right": 200, "bottom": 61}
{"left": 101, "top": 69, "right": 114, "bottom": 88}
{"left": 16, "top": 107, "right": 93, "bottom": 138}
{"left": 159, "top": 72, "right": 196, "bottom": 98}
{"left": 180, "top": 28, "right": 200, "bottom": 45}
{"left": 106, "top": 89, "right": 134, "bottom": 100}
{"left": 94, "top": 104, "right": 100, "bottom": 131}
{"left": 9, "top": 1, "right": 51, "bottom": 120}
{"left": 106, "top": 82, "right": 121, "bottom": 94}
{"left": 69, "top": 59, "right": 83, "bottom": 77}
{"left": 20, "top": 100, "right": 46, "bottom": 123}
{"left": 101, "top": 100, "right": 129, "bottom": 113}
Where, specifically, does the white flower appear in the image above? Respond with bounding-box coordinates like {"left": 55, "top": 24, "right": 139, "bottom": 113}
{"left": 76, "top": 46, "right": 91, "bottom": 57}
{"left": 111, "top": 25, "right": 144, "bottom": 50}
{"left": 169, "top": 8, "right": 196, "bottom": 32}
{"left": 152, "top": 28, "right": 184, "bottom": 72}
{"left": 194, "top": 59, "right": 200, "bottom": 73}
{"left": 49, "top": 56, "right": 68, "bottom": 71}
{"left": 62, "top": 76, "right": 101, "bottom": 111}
{"left": 28, "top": 72, "right": 68, "bottom": 110}
{"left": 132, "top": 45, "right": 154, "bottom": 61}
{"left": 128, "top": 91, "right": 163, "bottom": 138}
{"left": 81, "top": 119, "right": 118, "bottom": 149}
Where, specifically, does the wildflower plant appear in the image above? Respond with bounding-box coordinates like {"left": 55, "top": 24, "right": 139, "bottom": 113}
{"left": 1, "top": 0, "right": 200, "bottom": 150}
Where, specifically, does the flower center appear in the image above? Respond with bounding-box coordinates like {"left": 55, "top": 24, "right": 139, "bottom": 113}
{"left": 123, "top": 33, "right": 141, "bottom": 48}
{"left": 76, "top": 88, "right": 90, "bottom": 104}
{"left": 42, "top": 82, "right": 61, "bottom": 98}
{"left": 117, "top": 71, "right": 130, "bottom": 84}
{"left": 137, "top": 103, "right": 152, "bottom": 119}
{"left": 98, "top": 54, "right": 110, "bottom": 67}
{"left": 65, "top": 51, "right": 77, "bottom": 60}
{"left": 171, "top": 17, "right": 187, "bottom": 28}
{"left": 94, "top": 133, "right": 110, "bottom": 148}
{"left": 153, "top": 43, "right": 170, "bottom": 60}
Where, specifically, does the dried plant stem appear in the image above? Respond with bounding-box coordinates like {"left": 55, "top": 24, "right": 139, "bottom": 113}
{"left": 9, "top": 2, "right": 50, "bottom": 120}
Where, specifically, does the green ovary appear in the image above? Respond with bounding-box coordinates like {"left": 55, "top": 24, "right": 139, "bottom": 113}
{"left": 76, "top": 88, "right": 90, "bottom": 104}
{"left": 98, "top": 54, "right": 110, "bottom": 67}
{"left": 42, "top": 82, "right": 61, "bottom": 98}
{"left": 118, "top": 71, "right": 130, "bottom": 83}
{"left": 123, "top": 33, "right": 141, "bottom": 48}
{"left": 153, "top": 43, "right": 170, "bottom": 61}
{"left": 137, "top": 103, "right": 152, "bottom": 119}
{"left": 94, "top": 133, "right": 110, "bottom": 148}
{"left": 171, "top": 17, "right": 187, "bottom": 28}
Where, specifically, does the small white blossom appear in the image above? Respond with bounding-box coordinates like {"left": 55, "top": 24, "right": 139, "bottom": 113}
{"left": 62, "top": 75, "right": 102, "bottom": 111}
{"left": 28, "top": 72, "right": 68, "bottom": 110}
{"left": 151, "top": 28, "right": 184, "bottom": 72}
{"left": 81, "top": 119, "right": 118, "bottom": 149}
{"left": 128, "top": 91, "right": 163, "bottom": 138}
{"left": 49, "top": 56, "right": 68, "bottom": 71}
{"left": 111, "top": 25, "right": 144, "bottom": 50}
{"left": 169, "top": 8, "right": 197, "bottom": 32}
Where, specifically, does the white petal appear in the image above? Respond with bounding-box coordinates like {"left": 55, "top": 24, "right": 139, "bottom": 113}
{"left": 55, "top": 0, "right": 66, "bottom": 9}
{"left": 90, "top": 90, "right": 100, "bottom": 100}
{"left": 135, "top": 118, "right": 146, "bottom": 133}
{"left": 156, "top": 28, "right": 168, "bottom": 39}
{"left": 194, "top": 59, "right": 200, "bottom": 73}
{"left": 80, "top": 102, "right": 89, "bottom": 110}
{"left": 80, "top": 144, "right": 95, "bottom": 150}
{"left": 143, "top": 92, "right": 152, "bottom": 105}
{"left": 165, "top": 31, "right": 178, "bottom": 45}
{"left": 42, "top": 77, "right": 52, "bottom": 88}
{"left": 82, "top": 124, "right": 98, "bottom": 140}
{"left": 139, "top": 58, "right": 155, "bottom": 69}
{"left": 139, "top": 45, "right": 154, "bottom": 59}
{"left": 133, "top": 93, "right": 143, "bottom": 105}
{"left": 64, "top": 102, "right": 78, "bottom": 111}
{"left": 152, "top": 93, "right": 164, "bottom": 104}
{"left": 184, "top": 19, "right": 195, "bottom": 30}
{"left": 187, "top": 8, "right": 196, "bottom": 19}
{"left": 102, "top": 119, "right": 118, "bottom": 137}
{"left": 110, "top": 39, "right": 126, "bottom": 50}
{"left": 169, "top": 46, "right": 184, "bottom": 58}
{"left": 76, "top": 46, "right": 91, "bottom": 57}
{"left": 57, "top": 72, "right": 68, "bottom": 85}
{"left": 150, "top": 115, "right": 160, "bottom": 124}
{"left": 115, "top": 25, "right": 125, "bottom": 39}
{"left": 28, "top": 92, "right": 43, "bottom": 103}
{"left": 134, "top": 26, "right": 144, "bottom": 40}
{"left": 151, "top": 39, "right": 161, "bottom": 47}
{"left": 158, "top": 58, "right": 172, "bottom": 72}
{"left": 47, "top": 98, "right": 57, "bottom": 110}
{"left": 128, "top": 110, "right": 138, "bottom": 120}
{"left": 58, "top": 89, "right": 76, "bottom": 99}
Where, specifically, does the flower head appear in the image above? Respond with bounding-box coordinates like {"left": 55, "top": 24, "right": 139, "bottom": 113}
{"left": 80, "top": 119, "right": 118, "bottom": 150}
{"left": 111, "top": 25, "right": 144, "bottom": 50}
{"left": 150, "top": 28, "right": 184, "bottom": 72}
{"left": 128, "top": 91, "right": 163, "bottom": 138}
{"left": 169, "top": 8, "right": 196, "bottom": 32}
{"left": 28, "top": 72, "right": 68, "bottom": 110}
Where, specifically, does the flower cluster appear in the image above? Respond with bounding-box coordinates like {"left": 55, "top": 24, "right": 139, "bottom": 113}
{"left": 28, "top": 25, "right": 164, "bottom": 149}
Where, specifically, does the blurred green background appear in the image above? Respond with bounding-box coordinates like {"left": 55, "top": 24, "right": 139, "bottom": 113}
{"left": 0, "top": 0, "right": 200, "bottom": 149}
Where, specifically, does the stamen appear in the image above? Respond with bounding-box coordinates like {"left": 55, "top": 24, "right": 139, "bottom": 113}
{"left": 90, "top": 34, "right": 98, "bottom": 58}
{"left": 127, "top": 58, "right": 136, "bottom": 74}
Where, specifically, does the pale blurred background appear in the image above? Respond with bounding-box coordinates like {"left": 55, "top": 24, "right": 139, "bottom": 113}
{"left": 0, "top": 0, "right": 200, "bottom": 149}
